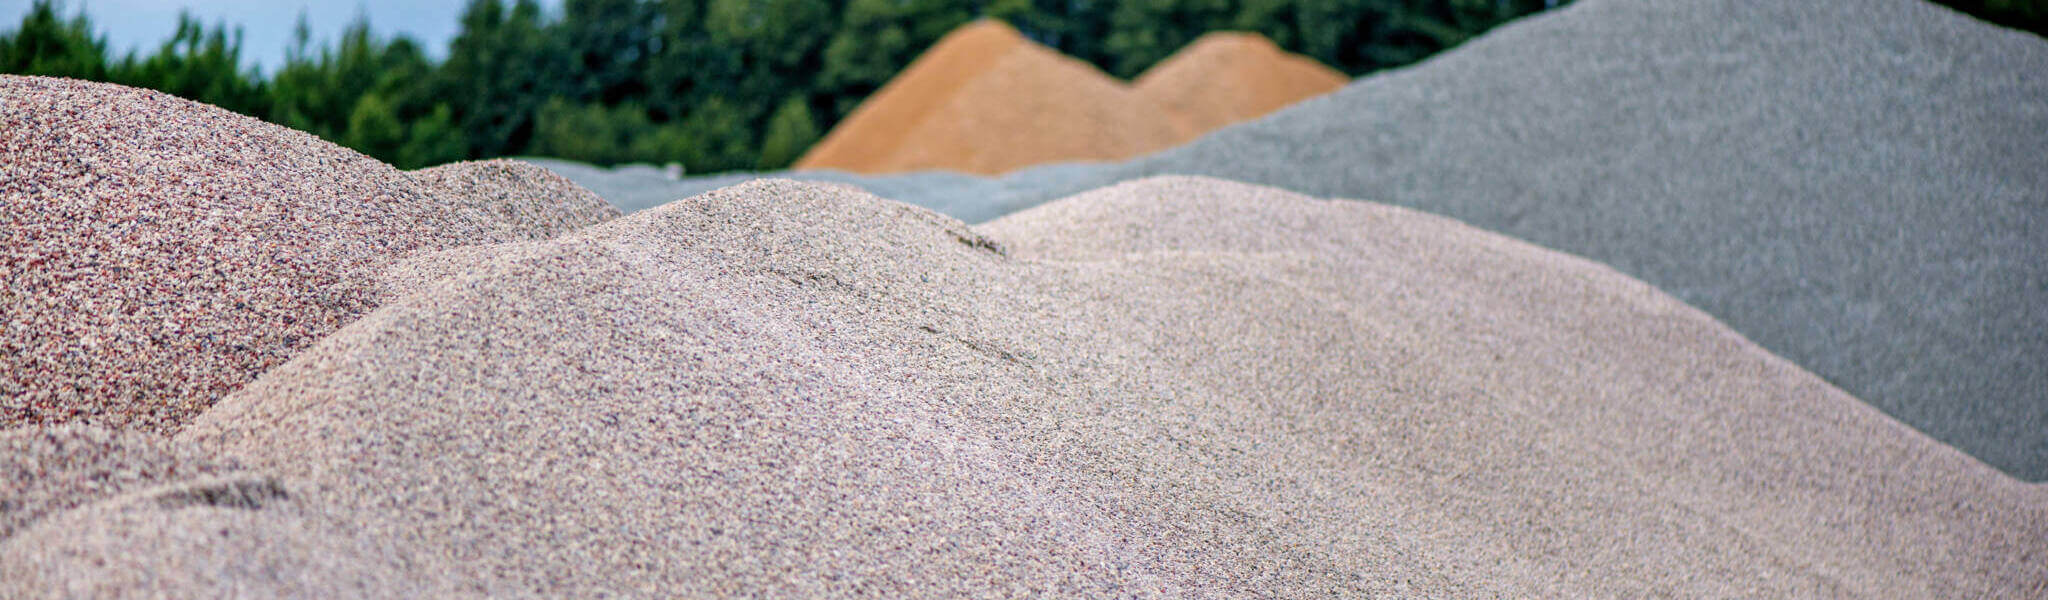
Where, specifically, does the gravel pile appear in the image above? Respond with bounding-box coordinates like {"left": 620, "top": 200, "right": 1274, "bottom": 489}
{"left": 795, "top": 20, "right": 1188, "bottom": 175}
{"left": 1133, "top": 32, "right": 1348, "bottom": 134}
{"left": 0, "top": 76, "right": 616, "bottom": 434}
{"left": 0, "top": 425, "right": 237, "bottom": 539}
{"left": 549, "top": 0, "right": 2048, "bottom": 478}
{"left": 407, "top": 159, "right": 622, "bottom": 242}
{"left": 7, "top": 177, "right": 2041, "bottom": 597}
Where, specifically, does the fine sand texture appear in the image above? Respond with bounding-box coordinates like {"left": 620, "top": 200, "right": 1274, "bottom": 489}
{"left": 792, "top": 22, "right": 1344, "bottom": 176}
{"left": 552, "top": 0, "right": 2048, "bottom": 479}
{"left": 6, "top": 176, "right": 2043, "bottom": 597}
{"left": 1133, "top": 32, "right": 1349, "bottom": 134}
{"left": 0, "top": 76, "right": 620, "bottom": 434}
{"left": 794, "top": 20, "right": 1190, "bottom": 175}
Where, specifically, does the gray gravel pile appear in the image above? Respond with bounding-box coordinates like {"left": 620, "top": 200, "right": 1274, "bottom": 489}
{"left": 8, "top": 177, "right": 2040, "bottom": 597}
{"left": 539, "top": 0, "right": 2048, "bottom": 478}
{"left": 407, "top": 159, "right": 623, "bottom": 242}
{"left": 0, "top": 77, "right": 617, "bottom": 434}
{"left": 521, "top": 156, "right": 1097, "bottom": 223}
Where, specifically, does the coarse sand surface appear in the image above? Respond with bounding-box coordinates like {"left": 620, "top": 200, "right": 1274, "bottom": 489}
{"left": 1133, "top": 32, "right": 1349, "bottom": 135}
{"left": 0, "top": 76, "right": 619, "bottom": 434}
{"left": 794, "top": 22, "right": 1343, "bottom": 176}
{"left": 406, "top": 158, "right": 622, "bottom": 242}
{"left": 547, "top": 0, "right": 2048, "bottom": 479}
{"left": 795, "top": 20, "right": 1190, "bottom": 175}
{"left": 6, "top": 176, "right": 2042, "bottom": 597}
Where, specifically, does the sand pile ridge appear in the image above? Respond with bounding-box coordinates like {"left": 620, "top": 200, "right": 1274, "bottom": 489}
{"left": 0, "top": 76, "right": 620, "bottom": 434}
{"left": 4, "top": 174, "right": 2040, "bottom": 597}
{"left": 581, "top": 0, "right": 2048, "bottom": 480}
{"left": 796, "top": 19, "right": 1189, "bottom": 175}
{"left": 1134, "top": 32, "right": 1350, "bottom": 134}
{"left": 794, "top": 21, "right": 1343, "bottom": 175}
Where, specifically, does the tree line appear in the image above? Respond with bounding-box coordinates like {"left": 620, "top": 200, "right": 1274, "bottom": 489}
{"left": 7, "top": 0, "right": 2039, "bottom": 173}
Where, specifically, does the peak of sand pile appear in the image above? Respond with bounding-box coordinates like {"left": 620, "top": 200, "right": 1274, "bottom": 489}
{"left": 795, "top": 19, "right": 1192, "bottom": 175}
{"left": 0, "top": 76, "right": 620, "bottom": 434}
{"left": 6, "top": 177, "right": 2039, "bottom": 596}
{"left": 1133, "top": 32, "right": 1348, "bottom": 134}
{"left": 601, "top": 0, "right": 2048, "bottom": 480}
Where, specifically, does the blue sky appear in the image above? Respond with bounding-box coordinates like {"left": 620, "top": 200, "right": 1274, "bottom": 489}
{"left": 3, "top": 0, "right": 564, "bottom": 74}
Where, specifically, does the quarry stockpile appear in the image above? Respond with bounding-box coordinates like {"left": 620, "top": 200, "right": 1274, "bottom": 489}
{"left": 4, "top": 171, "right": 2041, "bottom": 596}
{"left": 794, "top": 21, "right": 1345, "bottom": 175}
{"left": 577, "top": 0, "right": 2048, "bottom": 479}
{"left": 1133, "top": 32, "right": 1349, "bottom": 134}
{"left": 793, "top": 20, "right": 1189, "bottom": 175}
{"left": 0, "top": 76, "right": 620, "bottom": 433}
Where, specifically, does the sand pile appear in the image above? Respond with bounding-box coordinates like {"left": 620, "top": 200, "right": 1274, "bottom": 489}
{"left": 6, "top": 176, "right": 2042, "bottom": 596}
{"left": 795, "top": 20, "right": 1188, "bottom": 175}
{"left": 793, "top": 22, "right": 1344, "bottom": 175}
{"left": 1133, "top": 32, "right": 1349, "bottom": 134}
{"left": 0, "top": 76, "right": 619, "bottom": 434}
{"left": 574, "top": 0, "right": 2048, "bottom": 479}
{"left": 407, "top": 159, "right": 621, "bottom": 242}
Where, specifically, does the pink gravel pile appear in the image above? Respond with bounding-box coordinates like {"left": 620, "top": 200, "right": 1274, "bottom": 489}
{"left": 0, "top": 76, "right": 618, "bottom": 433}
{"left": 0, "top": 425, "right": 238, "bottom": 539}
{"left": 5, "top": 176, "right": 2037, "bottom": 597}
{"left": 407, "top": 159, "right": 621, "bottom": 241}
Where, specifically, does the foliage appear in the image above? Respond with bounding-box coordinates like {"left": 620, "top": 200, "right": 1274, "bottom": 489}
{"left": 757, "top": 96, "right": 821, "bottom": 169}
{"left": 115, "top": 14, "right": 269, "bottom": 117}
{"left": 531, "top": 97, "right": 695, "bottom": 166}
{"left": 0, "top": 1, "right": 108, "bottom": 80}
{"left": 2, "top": 0, "right": 1777, "bottom": 173}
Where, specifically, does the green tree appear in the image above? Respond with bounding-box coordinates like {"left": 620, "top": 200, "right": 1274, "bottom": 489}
{"left": 816, "top": 0, "right": 1029, "bottom": 119}
{"left": 269, "top": 14, "right": 434, "bottom": 147}
{"left": 530, "top": 97, "right": 640, "bottom": 165}
{"left": 441, "top": 0, "right": 564, "bottom": 159}
{"left": 558, "top": 0, "right": 657, "bottom": 105}
{"left": 757, "top": 96, "right": 820, "bottom": 168}
{"left": 343, "top": 92, "right": 406, "bottom": 159}
{"left": 399, "top": 104, "right": 468, "bottom": 168}
{"left": 112, "top": 13, "right": 268, "bottom": 117}
{"left": 1942, "top": 0, "right": 2046, "bottom": 35}
{"left": 673, "top": 96, "right": 755, "bottom": 172}
{"left": 1104, "top": 0, "right": 1237, "bottom": 78}
{"left": 6, "top": 0, "right": 1605, "bottom": 175}
{"left": 0, "top": 0, "right": 109, "bottom": 80}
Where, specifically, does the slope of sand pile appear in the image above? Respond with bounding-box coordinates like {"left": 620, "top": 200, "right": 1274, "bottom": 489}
{"left": 1133, "top": 32, "right": 1349, "bottom": 134}
{"left": 0, "top": 425, "right": 237, "bottom": 540}
{"left": 6, "top": 176, "right": 2043, "bottom": 597}
{"left": 580, "top": 0, "right": 2048, "bottom": 479}
{"left": 0, "top": 76, "right": 620, "bottom": 434}
{"left": 408, "top": 159, "right": 622, "bottom": 241}
{"left": 795, "top": 20, "right": 1190, "bottom": 175}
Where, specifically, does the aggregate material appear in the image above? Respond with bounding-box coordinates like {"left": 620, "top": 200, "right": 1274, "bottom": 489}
{"left": 541, "top": 0, "right": 2048, "bottom": 478}
{"left": 6, "top": 175, "right": 2042, "bottom": 597}
{"left": 1133, "top": 32, "right": 1349, "bottom": 134}
{"left": 794, "top": 20, "right": 1190, "bottom": 175}
{"left": 0, "top": 76, "right": 619, "bottom": 433}
{"left": 793, "top": 21, "right": 1343, "bottom": 176}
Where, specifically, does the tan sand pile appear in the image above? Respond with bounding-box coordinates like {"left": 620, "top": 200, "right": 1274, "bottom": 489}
{"left": 795, "top": 20, "right": 1192, "bottom": 175}
{"left": 0, "top": 76, "right": 619, "bottom": 434}
{"left": 6, "top": 176, "right": 2038, "bottom": 597}
{"left": 1134, "top": 32, "right": 1349, "bottom": 134}
{"left": 0, "top": 425, "right": 238, "bottom": 539}
{"left": 407, "top": 159, "right": 621, "bottom": 241}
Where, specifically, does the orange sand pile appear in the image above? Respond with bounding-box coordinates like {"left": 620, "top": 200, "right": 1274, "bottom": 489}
{"left": 796, "top": 21, "right": 1344, "bottom": 175}
{"left": 1134, "top": 32, "right": 1349, "bottom": 133}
